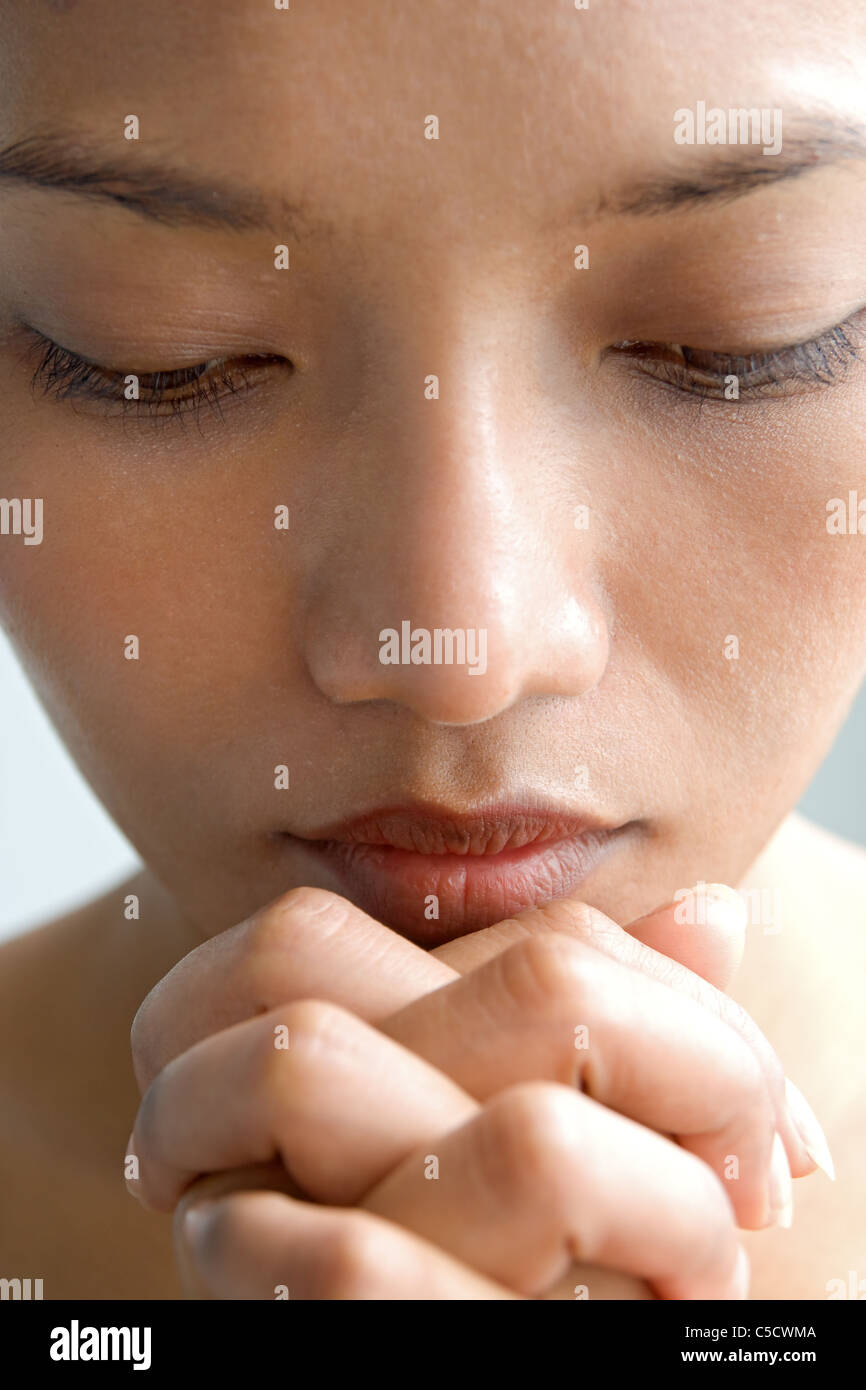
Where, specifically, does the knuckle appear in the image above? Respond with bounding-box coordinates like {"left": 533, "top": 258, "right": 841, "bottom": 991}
{"left": 129, "top": 940, "right": 213, "bottom": 1091}
{"left": 316, "top": 1213, "right": 391, "bottom": 1299}
{"left": 499, "top": 933, "right": 600, "bottom": 1013}
{"left": 479, "top": 1081, "right": 579, "bottom": 1206}
{"left": 257, "top": 886, "right": 352, "bottom": 941}
{"left": 554, "top": 898, "right": 598, "bottom": 936}
{"left": 276, "top": 997, "right": 350, "bottom": 1054}
{"left": 255, "top": 998, "right": 353, "bottom": 1094}
{"left": 242, "top": 887, "right": 354, "bottom": 982}
{"left": 528, "top": 897, "right": 608, "bottom": 944}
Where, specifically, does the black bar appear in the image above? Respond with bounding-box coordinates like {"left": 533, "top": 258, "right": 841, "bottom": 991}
{"left": 1, "top": 1297, "right": 859, "bottom": 1375}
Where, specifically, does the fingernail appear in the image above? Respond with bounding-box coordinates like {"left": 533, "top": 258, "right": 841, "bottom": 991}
{"left": 693, "top": 882, "right": 748, "bottom": 932}
{"left": 768, "top": 1131, "right": 793, "bottom": 1228}
{"left": 182, "top": 1202, "right": 215, "bottom": 1250}
{"left": 785, "top": 1077, "right": 836, "bottom": 1181}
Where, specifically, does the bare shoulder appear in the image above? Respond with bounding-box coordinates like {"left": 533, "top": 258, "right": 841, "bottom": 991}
{"left": 0, "top": 892, "right": 107, "bottom": 1021}
{"left": 0, "top": 870, "right": 186, "bottom": 1028}
{"left": 0, "top": 886, "right": 112, "bottom": 952}
{"left": 0, "top": 881, "right": 136, "bottom": 1035}
{"left": 0, "top": 885, "right": 141, "bottom": 1126}
{"left": 0, "top": 878, "right": 184, "bottom": 1298}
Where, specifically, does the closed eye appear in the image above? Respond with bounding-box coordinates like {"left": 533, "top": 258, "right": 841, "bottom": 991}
{"left": 22, "top": 328, "right": 290, "bottom": 425}
{"left": 606, "top": 311, "right": 866, "bottom": 402}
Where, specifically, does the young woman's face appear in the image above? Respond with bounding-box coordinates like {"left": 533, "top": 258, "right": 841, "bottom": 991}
{"left": 2, "top": 0, "right": 865, "bottom": 943}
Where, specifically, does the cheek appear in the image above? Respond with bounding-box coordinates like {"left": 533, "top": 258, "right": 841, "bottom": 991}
{"left": 609, "top": 389, "right": 866, "bottom": 798}
{"left": 714, "top": 405, "right": 866, "bottom": 726}
{"left": 0, "top": 427, "right": 302, "bottom": 843}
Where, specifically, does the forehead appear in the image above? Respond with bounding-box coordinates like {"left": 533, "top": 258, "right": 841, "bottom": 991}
{"left": 1, "top": 0, "right": 865, "bottom": 243}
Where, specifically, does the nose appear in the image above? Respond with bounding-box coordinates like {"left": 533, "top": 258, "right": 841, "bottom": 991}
{"left": 302, "top": 326, "right": 611, "bottom": 726}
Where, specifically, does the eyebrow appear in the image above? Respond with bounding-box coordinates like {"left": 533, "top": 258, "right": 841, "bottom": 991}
{"left": 1, "top": 118, "right": 865, "bottom": 237}
{"left": 0, "top": 132, "right": 324, "bottom": 237}
{"left": 594, "top": 118, "right": 866, "bottom": 218}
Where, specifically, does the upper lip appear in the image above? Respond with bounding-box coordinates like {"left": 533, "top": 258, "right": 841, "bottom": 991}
{"left": 294, "top": 802, "right": 616, "bottom": 856}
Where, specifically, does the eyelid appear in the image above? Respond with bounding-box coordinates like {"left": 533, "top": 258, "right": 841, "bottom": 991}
{"left": 20, "top": 327, "right": 287, "bottom": 423}
{"left": 608, "top": 307, "right": 866, "bottom": 401}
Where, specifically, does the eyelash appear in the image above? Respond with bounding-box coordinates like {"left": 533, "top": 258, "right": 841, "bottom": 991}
{"left": 609, "top": 316, "right": 865, "bottom": 402}
{"left": 22, "top": 311, "right": 866, "bottom": 425}
{"left": 25, "top": 332, "right": 282, "bottom": 424}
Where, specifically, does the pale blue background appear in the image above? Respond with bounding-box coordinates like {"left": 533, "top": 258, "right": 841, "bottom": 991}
{"left": 0, "top": 626, "right": 863, "bottom": 942}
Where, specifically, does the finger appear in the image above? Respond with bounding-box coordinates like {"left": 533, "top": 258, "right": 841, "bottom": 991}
{"left": 131, "top": 879, "right": 739, "bottom": 1093}
{"left": 173, "top": 1164, "right": 648, "bottom": 1300}
{"left": 130, "top": 881, "right": 809, "bottom": 1183}
{"left": 129, "top": 994, "right": 663, "bottom": 1294}
{"left": 176, "top": 1186, "right": 519, "bottom": 1300}
{"left": 172, "top": 1161, "right": 303, "bottom": 1296}
{"left": 433, "top": 883, "right": 746, "bottom": 989}
{"left": 620, "top": 883, "right": 747, "bottom": 986}
{"left": 431, "top": 890, "right": 809, "bottom": 1177}
{"left": 382, "top": 932, "right": 777, "bottom": 1227}
{"left": 127, "top": 998, "right": 476, "bottom": 1212}
{"left": 132, "top": 886, "right": 455, "bottom": 1091}
{"left": 363, "top": 1080, "right": 749, "bottom": 1301}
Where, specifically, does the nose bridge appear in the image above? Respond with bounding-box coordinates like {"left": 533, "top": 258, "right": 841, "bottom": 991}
{"left": 302, "top": 285, "right": 611, "bottom": 724}
{"left": 365, "top": 272, "right": 547, "bottom": 610}
{"left": 392, "top": 332, "right": 525, "bottom": 606}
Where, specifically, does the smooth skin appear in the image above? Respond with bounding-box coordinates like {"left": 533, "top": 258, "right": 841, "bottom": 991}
{"left": 0, "top": 0, "right": 865, "bottom": 1298}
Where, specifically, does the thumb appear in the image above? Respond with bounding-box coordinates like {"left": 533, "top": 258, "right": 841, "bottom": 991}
{"left": 625, "top": 882, "right": 748, "bottom": 990}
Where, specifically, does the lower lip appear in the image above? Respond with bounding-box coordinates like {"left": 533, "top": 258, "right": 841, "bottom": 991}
{"left": 300, "top": 826, "right": 629, "bottom": 944}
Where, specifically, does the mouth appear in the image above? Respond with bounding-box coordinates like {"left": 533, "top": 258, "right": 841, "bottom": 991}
{"left": 280, "top": 804, "right": 635, "bottom": 945}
